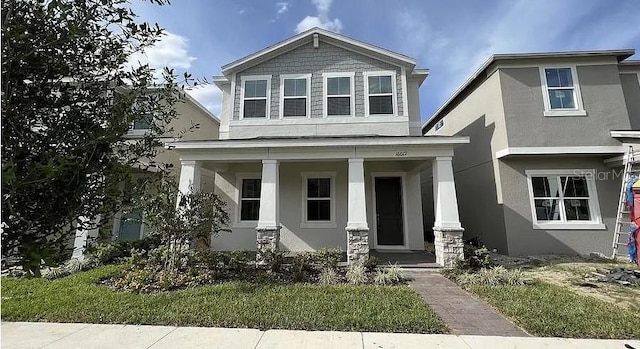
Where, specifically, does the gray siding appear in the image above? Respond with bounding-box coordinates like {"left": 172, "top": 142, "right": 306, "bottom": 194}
{"left": 501, "top": 65, "right": 631, "bottom": 147}
{"left": 232, "top": 42, "right": 404, "bottom": 120}
{"left": 620, "top": 73, "right": 640, "bottom": 129}
{"left": 500, "top": 156, "right": 618, "bottom": 256}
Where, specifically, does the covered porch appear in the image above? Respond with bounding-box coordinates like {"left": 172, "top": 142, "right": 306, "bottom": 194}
{"left": 171, "top": 136, "right": 469, "bottom": 267}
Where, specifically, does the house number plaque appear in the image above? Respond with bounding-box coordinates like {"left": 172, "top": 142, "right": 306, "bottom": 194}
{"left": 395, "top": 151, "right": 408, "bottom": 157}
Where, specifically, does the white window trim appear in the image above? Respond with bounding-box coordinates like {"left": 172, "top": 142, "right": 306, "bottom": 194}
{"left": 234, "top": 173, "right": 261, "bottom": 227}
{"left": 363, "top": 71, "right": 397, "bottom": 117}
{"left": 279, "top": 73, "right": 312, "bottom": 119}
{"left": 322, "top": 72, "right": 355, "bottom": 118}
{"left": 525, "top": 169, "right": 605, "bottom": 230}
{"left": 239, "top": 75, "right": 272, "bottom": 120}
{"left": 112, "top": 211, "right": 145, "bottom": 240}
{"left": 539, "top": 66, "right": 586, "bottom": 117}
{"left": 301, "top": 172, "right": 337, "bottom": 228}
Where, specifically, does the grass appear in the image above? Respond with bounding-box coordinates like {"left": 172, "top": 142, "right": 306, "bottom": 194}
{"left": 469, "top": 281, "right": 640, "bottom": 339}
{"left": 1, "top": 264, "right": 445, "bottom": 333}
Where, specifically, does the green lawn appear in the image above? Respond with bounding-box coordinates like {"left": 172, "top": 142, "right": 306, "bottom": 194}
{"left": 470, "top": 281, "right": 640, "bottom": 339}
{"left": 1, "top": 265, "right": 445, "bottom": 333}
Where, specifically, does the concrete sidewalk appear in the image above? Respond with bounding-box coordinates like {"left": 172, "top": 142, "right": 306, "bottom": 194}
{"left": 1, "top": 322, "right": 638, "bottom": 349}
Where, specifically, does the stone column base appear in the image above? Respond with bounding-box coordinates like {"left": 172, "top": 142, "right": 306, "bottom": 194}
{"left": 256, "top": 226, "right": 281, "bottom": 265}
{"left": 433, "top": 227, "right": 464, "bottom": 268}
{"left": 346, "top": 227, "right": 369, "bottom": 265}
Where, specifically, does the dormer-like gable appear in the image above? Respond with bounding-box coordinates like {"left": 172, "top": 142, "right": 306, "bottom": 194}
{"left": 214, "top": 28, "right": 428, "bottom": 139}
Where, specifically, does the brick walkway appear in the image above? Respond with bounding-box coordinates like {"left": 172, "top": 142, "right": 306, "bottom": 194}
{"left": 406, "top": 270, "right": 528, "bottom": 336}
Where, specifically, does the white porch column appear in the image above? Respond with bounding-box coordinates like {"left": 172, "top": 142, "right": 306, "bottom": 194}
{"left": 71, "top": 215, "right": 100, "bottom": 259}
{"left": 346, "top": 158, "right": 369, "bottom": 264}
{"left": 178, "top": 160, "right": 202, "bottom": 196}
{"left": 256, "top": 160, "right": 280, "bottom": 263}
{"left": 432, "top": 156, "right": 464, "bottom": 267}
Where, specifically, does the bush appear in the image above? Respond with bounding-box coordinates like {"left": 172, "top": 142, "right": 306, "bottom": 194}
{"left": 363, "top": 255, "right": 381, "bottom": 273}
{"left": 318, "top": 267, "right": 340, "bottom": 285}
{"left": 261, "top": 249, "right": 286, "bottom": 272}
{"left": 455, "top": 266, "right": 531, "bottom": 286}
{"left": 42, "top": 257, "right": 99, "bottom": 280}
{"left": 456, "top": 245, "right": 493, "bottom": 271}
{"left": 291, "top": 252, "right": 316, "bottom": 282}
{"left": 373, "top": 263, "right": 406, "bottom": 286}
{"left": 312, "top": 248, "right": 343, "bottom": 269}
{"left": 346, "top": 262, "right": 368, "bottom": 285}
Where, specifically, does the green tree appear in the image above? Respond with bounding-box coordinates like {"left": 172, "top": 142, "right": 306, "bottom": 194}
{"left": 1, "top": 0, "right": 190, "bottom": 275}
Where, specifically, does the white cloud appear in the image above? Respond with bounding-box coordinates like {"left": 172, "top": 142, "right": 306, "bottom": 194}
{"left": 186, "top": 84, "right": 222, "bottom": 116}
{"left": 276, "top": 2, "right": 289, "bottom": 15}
{"left": 295, "top": 0, "right": 343, "bottom": 33}
{"left": 127, "top": 31, "right": 196, "bottom": 78}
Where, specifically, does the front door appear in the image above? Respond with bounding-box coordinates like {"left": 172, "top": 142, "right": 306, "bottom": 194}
{"left": 374, "top": 177, "right": 404, "bottom": 246}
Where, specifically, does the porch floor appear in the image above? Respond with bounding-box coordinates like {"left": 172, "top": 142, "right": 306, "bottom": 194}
{"left": 371, "top": 250, "right": 438, "bottom": 268}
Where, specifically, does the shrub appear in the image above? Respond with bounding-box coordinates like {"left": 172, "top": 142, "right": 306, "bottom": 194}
{"left": 455, "top": 266, "right": 531, "bottom": 286}
{"left": 373, "top": 263, "right": 406, "bottom": 286}
{"left": 228, "top": 250, "right": 254, "bottom": 271}
{"left": 312, "top": 248, "right": 343, "bottom": 269}
{"left": 318, "top": 267, "right": 340, "bottom": 285}
{"left": 42, "top": 257, "right": 99, "bottom": 280}
{"left": 363, "top": 255, "right": 381, "bottom": 273}
{"left": 291, "top": 252, "right": 316, "bottom": 282}
{"left": 261, "top": 249, "right": 286, "bottom": 272}
{"left": 346, "top": 262, "right": 368, "bottom": 285}
{"left": 456, "top": 245, "right": 493, "bottom": 271}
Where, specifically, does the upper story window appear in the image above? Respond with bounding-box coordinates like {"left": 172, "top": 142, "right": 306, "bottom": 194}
{"left": 323, "top": 72, "right": 355, "bottom": 117}
{"left": 364, "top": 71, "right": 397, "bottom": 116}
{"left": 434, "top": 119, "right": 444, "bottom": 131}
{"left": 280, "top": 74, "right": 311, "bottom": 118}
{"left": 539, "top": 66, "right": 586, "bottom": 117}
{"left": 241, "top": 75, "right": 271, "bottom": 119}
{"left": 526, "top": 169, "right": 604, "bottom": 230}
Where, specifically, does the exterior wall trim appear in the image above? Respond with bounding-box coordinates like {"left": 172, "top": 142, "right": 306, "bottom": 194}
{"left": 496, "top": 146, "right": 625, "bottom": 158}
{"left": 371, "top": 172, "right": 409, "bottom": 250}
{"left": 401, "top": 67, "right": 408, "bottom": 117}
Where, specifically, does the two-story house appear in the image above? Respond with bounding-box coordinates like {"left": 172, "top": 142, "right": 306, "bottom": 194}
{"left": 71, "top": 93, "right": 220, "bottom": 257}
{"left": 422, "top": 49, "right": 640, "bottom": 257}
{"left": 170, "top": 28, "right": 469, "bottom": 266}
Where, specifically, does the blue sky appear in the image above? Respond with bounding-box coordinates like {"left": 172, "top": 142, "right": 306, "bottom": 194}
{"left": 130, "top": 0, "right": 640, "bottom": 123}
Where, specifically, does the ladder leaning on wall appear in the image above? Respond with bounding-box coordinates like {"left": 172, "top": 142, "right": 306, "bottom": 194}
{"left": 612, "top": 146, "right": 639, "bottom": 259}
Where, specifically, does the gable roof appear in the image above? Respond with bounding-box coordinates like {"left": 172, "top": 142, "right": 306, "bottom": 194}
{"left": 422, "top": 49, "right": 636, "bottom": 133}
{"left": 221, "top": 27, "right": 417, "bottom": 75}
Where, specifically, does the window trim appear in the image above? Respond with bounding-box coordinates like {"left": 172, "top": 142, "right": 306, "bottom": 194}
{"left": 363, "top": 71, "right": 397, "bottom": 117}
{"left": 112, "top": 210, "right": 145, "bottom": 240}
{"left": 539, "top": 66, "right": 586, "bottom": 117}
{"left": 279, "top": 73, "right": 312, "bottom": 118}
{"left": 235, "top": 173, "right": 262, "bottom": 227}
{"left": 301, "top": 172, "right": 337, "bottom": 228}
{"left": 322, "top": 72, "right": 355, "bottom": 118}
{"left": 239, "top": 75, "right": 272, "bottom": 120}
{"left": 525, "top": 169, "right": 605, "bottom": 230}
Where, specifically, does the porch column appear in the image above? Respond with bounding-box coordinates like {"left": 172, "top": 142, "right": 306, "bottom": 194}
{"left": 432, "top": 156, "right": 464, "bottom": 267}
{"left": 178, "top": 160, "right": 202, "bottom": 196}
{"left": 346, "top": 158, "right": 369, "bottom": 264}
{"left": 256, "top": 160, "right": 280, "bottom": 263}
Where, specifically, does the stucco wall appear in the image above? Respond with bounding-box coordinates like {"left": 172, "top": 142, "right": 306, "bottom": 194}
{"left": 501, "top": 64, "right": 631, "bottom": 147}
{"left": 422, "top": 71, "right": 508, "bottom": 250}
{"left": 211, "top": 160, "right": 424, "bottom": 251}
{"left": 620, "top": 73, "right": 640, "bottom": 129}
{"left": 500, "top": 156, "right": 618, "bottom": 256}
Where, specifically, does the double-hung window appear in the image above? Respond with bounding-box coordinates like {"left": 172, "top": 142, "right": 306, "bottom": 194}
{"left": 364, "top": 71, "right": 396, "bottom": 116}
{"left": 280, "top": 74, "right": 311, "bottom": 117}
{"left": 241, "top": 75, "right": 271, "bottom": 119}
{"left": 302, "top": 173, "right": 335, "bottom": 227}
{"left": 239, "top": 177, "right": 261, "bottom": 222}
{"left": 526, "top": 170, "right": 604, "bottom": 230}
{"left": 539, "top": 66, "right": 585, "bottom": 116}
{"left": 323, "top": 73, "right": 354, "bottom": 117}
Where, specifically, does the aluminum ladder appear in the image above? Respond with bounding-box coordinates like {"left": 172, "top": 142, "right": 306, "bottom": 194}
{"left": 612, "top": 146, "right": 639, "bottom": 259}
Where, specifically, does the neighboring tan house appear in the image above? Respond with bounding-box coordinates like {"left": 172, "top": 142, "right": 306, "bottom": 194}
{"left": 71, "top": 93, "right": 220, "bottom": 256}
{"left": 422, "top": 49, "right": 640, "bottom": 257}
{"left": 170, "top": 28, "right": 469, "bottom": 266}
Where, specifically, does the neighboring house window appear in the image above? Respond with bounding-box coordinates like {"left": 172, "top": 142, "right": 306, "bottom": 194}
{"left": 280, "top": 74, "right": 311, "bottom": 118}
{"left": 132, "top": 114, "right": 152, "bottom": 130}
{"left": 435, "top": 119, "right": 444, "bottom": 131}
{"left": 239, "top": 177, "right": 261, "bottom": 221}
{"left": 323, "top": 72, "right": 354, "bottom": 117}
{"left": 364, "top": 71, "right": 397, "bottom": 116}
{"left": 539, "top": 66, "right": 585, "bottom": 116}
{"left": 241, "top": 75, "right": 271, "bottom": 119}
{"left": 526, "top": 170, "right": 604, "bottom": 230}
{"left": 302, "top": 173, "right": 336, "bottom": 227}
{"left": 117, "top": 210, "right": 144, "bottom": 241}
